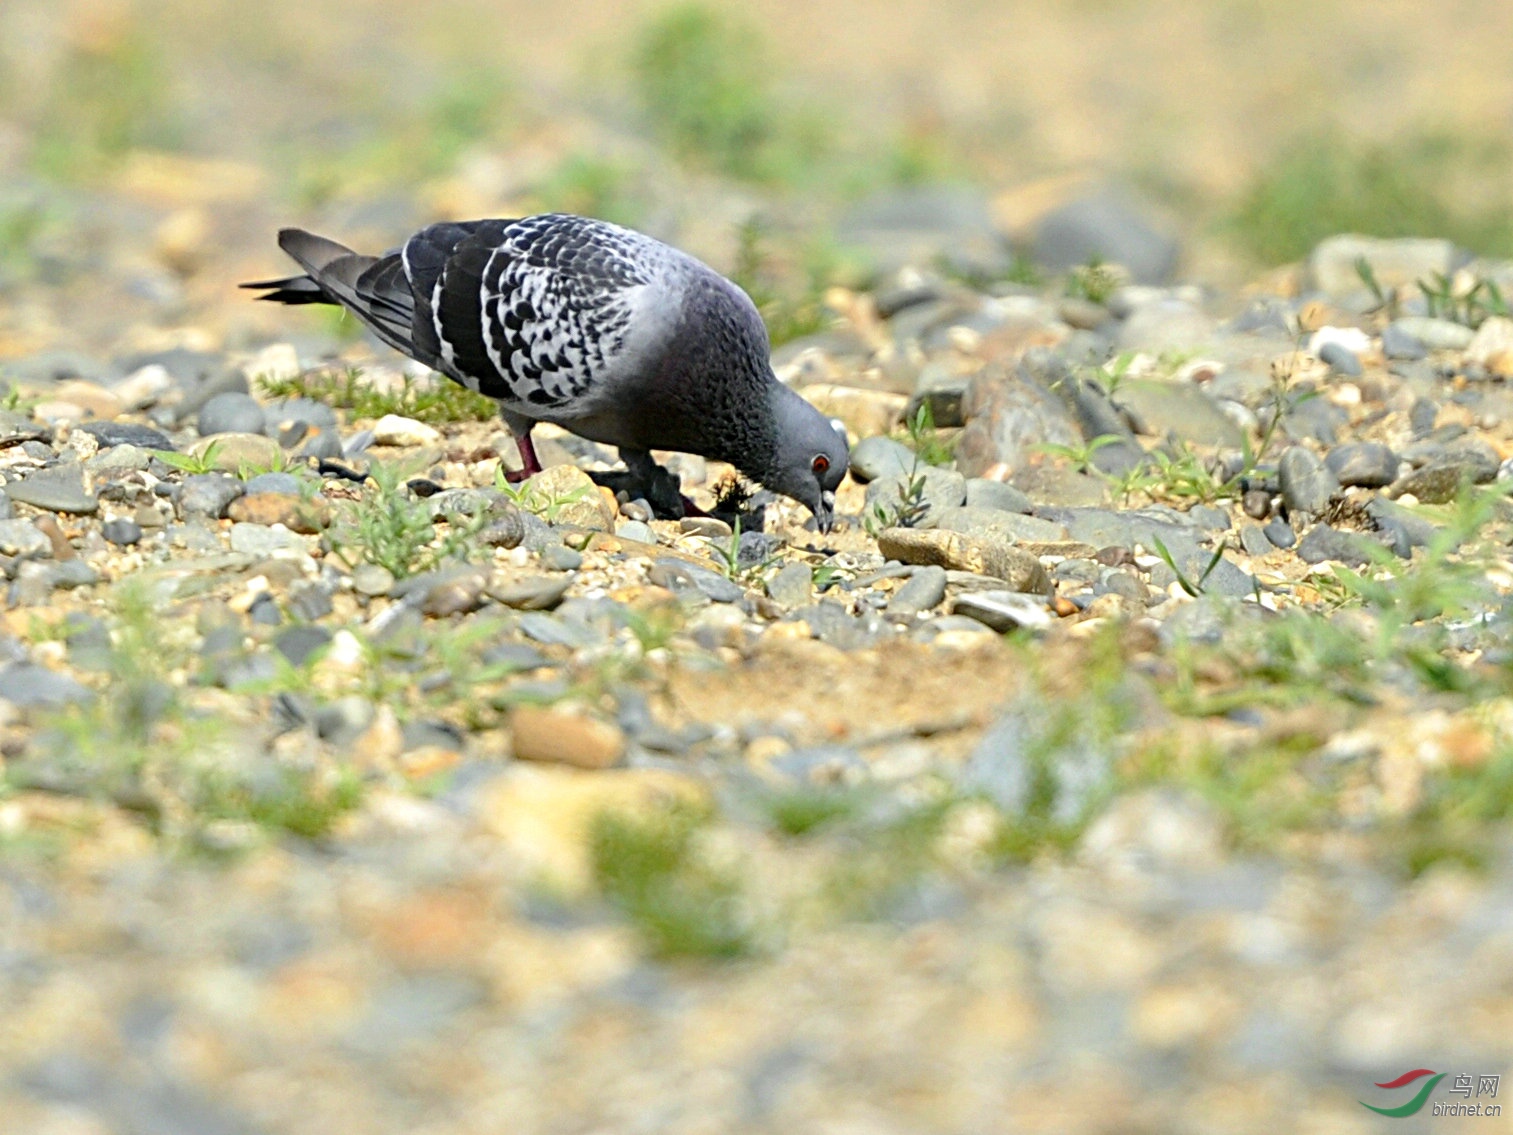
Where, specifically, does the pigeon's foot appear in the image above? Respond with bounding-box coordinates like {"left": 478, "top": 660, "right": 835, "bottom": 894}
{"left": 678, "top": 494, "right": 711, "bottom": 519}
{"left": 499, "top": 467, "right": 534, "bottom": 484}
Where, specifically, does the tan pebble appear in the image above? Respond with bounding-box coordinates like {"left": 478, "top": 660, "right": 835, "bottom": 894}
{"left": 762, "top": 619, "right": 812, "bottom": 643}
{"left": 54, "top": 380, "right": 124, "bottom": 420}
{"left": 31, "top": 516, "right": 75, "bottom": 560}
{"left": 188, "top": 432, "right": 280, "bottom": 471}
{"left": 399, "top": 745, "right": 463, "bottom": 781}
{"left": 511, "top": 706, "right": 626, "bottom": 769}
{"left": 227, "top": 492, "right": 330, "bottom": 533}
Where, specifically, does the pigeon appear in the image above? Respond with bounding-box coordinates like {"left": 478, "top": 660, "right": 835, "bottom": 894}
{"left": 243, "top": 213, "right": 850, "bottom": 531}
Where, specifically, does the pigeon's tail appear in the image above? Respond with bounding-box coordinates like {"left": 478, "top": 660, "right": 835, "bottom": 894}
{"left": 241, "top": 229, "right": 420, "bottom": 360}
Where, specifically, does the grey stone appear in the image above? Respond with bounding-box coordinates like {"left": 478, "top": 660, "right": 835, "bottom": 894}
{"left": 249, "top": 593, "right": 282, "bottom": 626}
{"left": 0, "top": 519, "right": 49, "bottom": 557}
{"left": 7, "top": 464, "right": 97, "bottom": 514}
{"left": 86, "top": 444, "right": 151, "bottom": 473}
{"left": 964, "top": 479, "right": 1034, "bottom": 514}
{"left": 864, "top": 466, "right": 966, "bottom": 528}
{"left": 765, "top": 562, "right": 814, "bottom": 608}
{"left": 1381, "top": 321, "right": 1428, "bottom": 361}
{"left": 1309, "top": 235, "right": 1459, "bottom": 298}
{"left": 197, "top": 391, "right": 266, "bottom": 436}
{"left": 1029, "top": 190, "right": 1179, "bottom": 284}
{"left": 887, "top": 565, "right": 947, "bottom": 616}
{"left": 648, "top": 558, "right": 743, "bottom": 603}
{"left": 932, "top": 506, "right": 1071, "bottom": 543}
{"left": 1117, "top": 300, "right": 1215, "bottom": 353}
{"left": 836, "top": 186, "right": 1011, "bottom": 279}
{"left": 288, "top": 581, "right": 334, "bottom": 621}
{"left": 351, "top": 563, "right": 395, "bottom": 596}
{"left": 1366, "top": 499, "right": 1440, "bottom": 549}
{"left": 316, "top": 697, "right": 374, "bottom": 744}
{"left": 1279, "top": 390, "right": 1348, "bottom": 445}
{"left": 1390, "top": 316, "right": 1475, "bottom": 352}
{"left": 0, "top": 662, "right": 92, "bottom": 707}
{"left": 848, "top": 436, "right": 919, "bottom": 484}
{"left": 101, "top": 518, "right": 143, "bottom": 546}
{"left": 1326, "top": 443, "right": 1398, "bottom": 488}
{"left": 1095, "top": 568, "right": 1148, "bottom": 603}
{"left": 487, "top": 574, "right": 573, "bottom": 611}
{"left": 1297, "top": 525, "right": 1376, "bottom": 566}
{"left": 262, "top": 397, "right": 339, "bottom": 436}
{"left": 274, "top": 625, "right": 332, "bottom": 667}
{"left": 0, "top": 489, "right": 11, "bottom": 521}
{"left": 615, "top": 520, "right": 656, "bottom": 544}
{"left": 229, "top": 522, "right": 307, "bottom": 556}
{"left": 953, "top": 590, "right": 1054, "bottom": 633}
{"left": 178, "top": 473, "right": 244, "bottom": 519}
{"left": 1239, "top": 524, "right": 1272, "bottom": 557}
{"left": 77, "top": 420, "right": 173, "bottom": 450}
{"left": 1278, "top": 446, "right": 1338, "bottom": 514}
{"left": 1317, "top": 340, "right": 1363, "bottom": 377}
{"left": 907, "top": 368, "right": 969, "bottom": 429}
{"left": 517, "top": 612, "right": 604, "bottom": 649}
{"left": 956, "top": 356, "right": 1083, "bottom": 478}
{"left": 1263, "top": 518, "right": 1296, "bottom": 549}
{"left": 244, "top": 472, "right": 304, "bottom": 495}
{"left": 1114, "top": 379, "right": 1244, "bottom": 447}
{"left": 539, "top": 543, "right": 583, "bottom": 571}
{"left": 1054, "top": 375, "right": 1146, "bottom": 476}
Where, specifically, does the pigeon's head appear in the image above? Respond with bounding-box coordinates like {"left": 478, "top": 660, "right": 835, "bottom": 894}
{"left": 765, "top": 387, "right": 850, "bottom": 533}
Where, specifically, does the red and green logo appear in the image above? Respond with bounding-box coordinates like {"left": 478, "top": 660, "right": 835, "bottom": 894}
{"left": 1361, "top": 1069, "right": 1445, "bottom": 1117}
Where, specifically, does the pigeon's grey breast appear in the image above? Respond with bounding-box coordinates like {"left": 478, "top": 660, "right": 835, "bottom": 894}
{"left": 401, "top": 214, "right": 689, "bottom": 419}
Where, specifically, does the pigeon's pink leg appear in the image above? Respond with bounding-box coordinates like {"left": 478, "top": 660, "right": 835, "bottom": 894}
{"left": 679, "top": 494, "right": 711, "bottom": 518}
{"left": 502, "top": 430, "right": 543, "bottom": 483}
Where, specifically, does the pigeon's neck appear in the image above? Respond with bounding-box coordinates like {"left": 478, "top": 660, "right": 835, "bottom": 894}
{"left": 743, "top": 381, "right": 806, "bottom": 482}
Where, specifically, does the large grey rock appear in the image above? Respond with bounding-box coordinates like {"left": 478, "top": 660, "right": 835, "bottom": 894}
{"left": 1117, "top": 300, "right": 1216, "bottom": 353}
{"left": 1028, "top": 190, "right": 1179, "bottom": 284}
{"left": 0, "top": 519, "right": 49, "bottom": 557}
{"left": 932, "top": 506, "right": 1071, "bottom": 544}
{"left": 6, "top": 463, "right": 97, "bottom": 514}
{"left": 197, "top": 391, "right": 266, "bottom": 437}
{"left": 1278, "top": 446, "right": 1338, "bottom": 514}
{"left": 1390, "top": 317, "right": 1474, "bottom": 352}
{"left": 886, "top": 565, "right": 947, "bottom": 616}
{"left": 1115, "top": 379, "right": 1244, "bottom": 448}
{"left": 1326, "top": 443, "right": 1398, "bottom": 488}
{"left": 178, "top": 473, "right": 244, "bottom": 519}
{"left": 1309, "top": 235, "right": 1460, "bottom": 298}
{"left": 964, "top": 479, "right": 1034, "bottom": 514}
{"left": 848, "top": 436, "right": 918, "bottom": 484}
{"left": 836, "top": 187, "right": 1011, "bottom": 279}
{"left": 0, "top": 662, "right": 92, "bottom": 707}
{"left": 864, "top": 466, "right": 966, "bottom": 528}
{"left": 956, "top": 356, "right": 1082, "bottom": 478}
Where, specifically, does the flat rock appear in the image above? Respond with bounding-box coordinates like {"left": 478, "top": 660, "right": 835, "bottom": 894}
{"left": 964, "top": 479, "right": 1034, "bottom": 514}
{"left": 510, "top": 706, "right": 626, "bottom": 769}
{"left": 0, "top": 519, "right": 50, "bottom": 556}
{"left": 1390, "top": 316, "right": 1474, "bottom": 352}
{"left": 933, "top": 506, "right": 1071, "bottom": 543}
{"left": 1466, "top": 317, "right": 1513, "bottom": 378}
{"left": 227, "top": 492, "right": 331, "bottom": 533}
{"left": 229, "top": 522, "right": 309, "bottom": 556}
{"left": 486, "top": 573, "right": 573, "bottom": 611}
{"left": 849, "top": 436, "right": 919, "bottom": 483}
{"left": 1278, "top": 446, "right": 1338, "bottom": 514}
{"left": 0, "top": 662, "right": 92, "bottom": 707}
{"left": 886, "top": 565, "right": 947, "bottom": 616}
{"left": 77, "top": 420, "right": 174, "bottom": 450}
{"left": 522, "top": 465, "right": 616, "bottom": 531}
{"left": 951, "top": 590, "right": 1055, "bottom": 632}
{"left": 876, "top": 527, "right": 1052, "bottom": 595}
{"left": 1309, "top": 235, "right": 1458, "bottom": 297}
{"left": 198, "top": 391, "right": 266, "bottom": 436}
{"left": 864, "top": 466, "right": 966, "bottom": 528}
{"left": 1325, "top": 443, "right": 1398, "bottom": 488}
{"left": 1114, "top": 379, "right": 1244, "bottom": 447}
{"left": 765, "top": 561, "right": 814, "bottom": 608}
{"left": 6, "top": 463, "right": 97, "bottom": 514}
{"left": 956, "top": 359, "right": 1082, "bottom": 478}
{"left": 372, "top": 414, "right": 444, "bottom": 447}
{"left": 1296, "top": 525, "right": 1376, "bottom": 566}
{"left": 188, "top": 432, "right": 281, "bottom": 472}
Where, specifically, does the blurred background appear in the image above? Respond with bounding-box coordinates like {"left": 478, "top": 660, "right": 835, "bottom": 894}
{"left": 2, "top": 0, "right": 1513, "bottom": 357}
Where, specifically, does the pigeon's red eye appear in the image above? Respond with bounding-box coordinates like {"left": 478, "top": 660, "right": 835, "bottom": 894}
{"left": 812, "top": 455, "right": 830, "bottom": 475}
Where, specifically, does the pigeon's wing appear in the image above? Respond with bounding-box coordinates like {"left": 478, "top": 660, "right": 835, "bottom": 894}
{"left": 407, "top": 214, "right": 660, "bottom": 409}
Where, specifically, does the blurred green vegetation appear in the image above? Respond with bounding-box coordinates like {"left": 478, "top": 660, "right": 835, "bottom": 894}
{"left": 1226, "top": 131, "right": 1513, "bottom": 263}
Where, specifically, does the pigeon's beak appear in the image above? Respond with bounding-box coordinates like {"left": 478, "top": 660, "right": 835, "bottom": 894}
{"left": 814, "top": 490, "right": 836, "bottom": 534}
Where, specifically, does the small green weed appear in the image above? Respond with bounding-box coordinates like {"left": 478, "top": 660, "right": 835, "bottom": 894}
{"left": 1416, "top": 271, "right": 1509, "bottom": 330}
{"left": 589, "top": 802, "right": 753, "bottom": 959}
{"left": 257, "top": 368, "right": 497, "bottom": 424}
{"left": 900, "top": 402, "right": 955, "bottom": 467}
{"left": 1065, "top": 257, "right": 1122, "bottom": 305}
{"left": 494, "top": 471, "right": 596, "bottom": 523}
{"left": 863, "top": 469, "right": 930, "bottom": 536}
{"left": 333, "top": 460, "right": 480, "bottom": 579}
{"left": 151, "top": 442, "right": 222, "bottom": 476}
